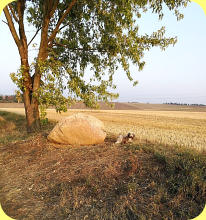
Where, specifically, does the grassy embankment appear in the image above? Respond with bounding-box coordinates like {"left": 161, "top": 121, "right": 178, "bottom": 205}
{"left": 0, "top": 110, "right": 205, "bottom": 220}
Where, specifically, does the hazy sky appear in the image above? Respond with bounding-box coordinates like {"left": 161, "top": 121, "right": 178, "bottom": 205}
{"left": 0, "top": 2, "right": 206, "bottom": 104}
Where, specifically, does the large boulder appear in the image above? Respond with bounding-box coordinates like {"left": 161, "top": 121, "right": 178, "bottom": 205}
{"left": 48, "top": 113, "right": 106, "bottom": 145}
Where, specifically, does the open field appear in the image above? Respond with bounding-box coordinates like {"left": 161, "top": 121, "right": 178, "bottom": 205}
{"left": 1, "top": 102, "right": 206, "bottom": 111}
{"left": 1, "top": 106, "right": 206, "bottom": 152}
{"left": 0, "top": 111, "right": 205, "bottom": 219}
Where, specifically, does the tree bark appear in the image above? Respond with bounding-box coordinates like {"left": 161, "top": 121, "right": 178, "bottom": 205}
{"left": 21, "top": 58, "right": 41, "bottom": 133}
{"left": 24, "top": 96, "right": 40, "bottom": 133}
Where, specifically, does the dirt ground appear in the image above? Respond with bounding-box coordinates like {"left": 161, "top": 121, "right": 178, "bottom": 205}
{"left": 0, "top": 134, "right": 204, "bottom": 220}
{"left": 0, "top": 133, "right": 161, "bottom": 219}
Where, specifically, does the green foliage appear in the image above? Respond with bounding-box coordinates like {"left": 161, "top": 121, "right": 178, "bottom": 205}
{"left": 10, "top": 0, "right": 190, "bottom": 114}
{"left": 10, "top": 66, "right": 25, "bottom": 92}
{"left": 15, "top": 90, "right": 23, "bottom": 103}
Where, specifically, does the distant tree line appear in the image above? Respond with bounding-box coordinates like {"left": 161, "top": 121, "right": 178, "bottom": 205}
{"left": 164, "top": 102, "right": 206, "bottom": 107}
{"left": 0, "top": 94, "right": 22, "bottom": 103}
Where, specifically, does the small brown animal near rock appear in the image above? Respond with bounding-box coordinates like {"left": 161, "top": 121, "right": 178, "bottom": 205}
{"left": 115, "top": 132, "right": 135, "bottom": 144}
{"left": 48, "top": 113, "right": 106, "bottom": 145}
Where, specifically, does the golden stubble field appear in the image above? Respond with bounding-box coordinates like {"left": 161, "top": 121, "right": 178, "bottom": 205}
{"left": 1, "top": 107, "right": 206, "bottom": 152}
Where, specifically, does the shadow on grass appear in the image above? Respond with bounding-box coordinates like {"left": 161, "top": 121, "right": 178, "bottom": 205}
{"left": 126, "top": 141, "right": 206, "bottom": 219}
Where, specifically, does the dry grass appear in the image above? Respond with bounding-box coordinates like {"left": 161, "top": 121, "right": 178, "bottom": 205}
{"left": 1, "top": 108, "right": 206, "bottom": 152}
{"left": 0, "top": 111, "right": 206, "bottom": 219}
{"left": 45, "top": 109, "right": 206, "bottom": 152}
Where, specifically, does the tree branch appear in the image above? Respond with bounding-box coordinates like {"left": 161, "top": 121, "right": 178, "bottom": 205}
{"left": 17, "top": 0, "right": 28, "bottom": 50}
{"left": 3, "top": 6, "right": 21, "bottom": 48}
{"left": 31, "top": 0, "right": 60, "bottom": 101}
{"left": 8, "top": 3, "right": 19, "bottom": 23}
{"left": 48, "top": 0, "right": 59, "bottom": 19}
{"left": 48, "top": 0, "right": 77, "bottom": 46}
{"left": 57, "top": 17, "right": 79, "bottom": 32}
{"left": 37, "top": 0, "right": 59, "bottom": 59}
{"left": 28, "top": 28, "right": 41, "bottom": 47}
{"left": 2, "top": 20, "right": 8, "bottom": 25}
{"left": 53, "top": 41, "right": 107, "bottom": 53}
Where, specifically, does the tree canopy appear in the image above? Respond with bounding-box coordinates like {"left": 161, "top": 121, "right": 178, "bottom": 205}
{"left": 4, "top": 0, "right": 190, "bottom": 131}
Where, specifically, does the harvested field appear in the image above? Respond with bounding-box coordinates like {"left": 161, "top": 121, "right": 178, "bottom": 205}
{"left": 1, "top": 107, "right": 206, "bottom": 152}
{"left": 1, "top": 102, "right": 206, "bottom": 111}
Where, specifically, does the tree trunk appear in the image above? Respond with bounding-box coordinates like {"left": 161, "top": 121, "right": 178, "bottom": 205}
{"left": 21, "top": 58, "right": 41, "bottom": 133}
{"left": 4, "top": 3, "right": 43, "bottom": 133}
{"left": 24, "top": 96, "right": 41, "bottom": 133}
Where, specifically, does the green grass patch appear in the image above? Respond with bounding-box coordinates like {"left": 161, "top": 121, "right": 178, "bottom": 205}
{"left": 0, "top": 111, "right": 54, "bottom": 145}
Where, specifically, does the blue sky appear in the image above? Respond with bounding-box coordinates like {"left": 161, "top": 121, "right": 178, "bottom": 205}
{"left": 0, "top": 2, "right": 206, "bottom": 104}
